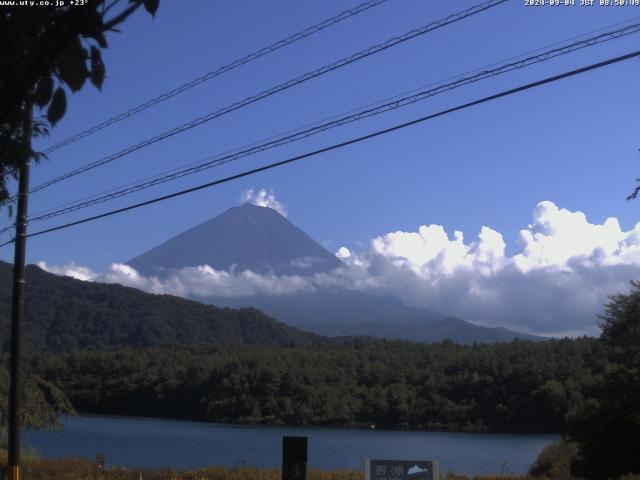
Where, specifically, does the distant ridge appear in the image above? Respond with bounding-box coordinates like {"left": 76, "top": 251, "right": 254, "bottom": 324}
{"left": 203, "top": 291, "right": 545, "bottom": 344}
{"left": 128, "top": 203, "right": 343, "bottom": 277}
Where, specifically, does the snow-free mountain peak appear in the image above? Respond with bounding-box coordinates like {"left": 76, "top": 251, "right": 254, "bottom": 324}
{"left": 128, "top": 203, "right": 343, "bottom": 276}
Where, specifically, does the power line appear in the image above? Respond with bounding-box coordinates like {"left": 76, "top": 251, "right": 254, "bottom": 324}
{"left": 41, "top": 0, "right": 390, "bottom": 155}
{"left": 24, "top": 0, "right": 507, "bottom": 197}
{"left": 21, "top": 21, "right": 640, "bottom": 226}
{"left": 0, "top": 228, "right": 13, "bottom": 244}
{"left": 25, "top": 14, "right": 640, "bottom": 222}
{"left": 2, "top": 48, "right": 637, "bottom": 248}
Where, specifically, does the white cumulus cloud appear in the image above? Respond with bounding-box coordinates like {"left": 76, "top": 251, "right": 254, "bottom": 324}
{"left": 38, "top": 262, "right": 314, "bottom": 298}
{"left": 512, "top": 201, "right": 637, "bottom": 271}
{"left": 37, "top": 201, "right": 640, "bottom": 337}
{"left": 334, "top": 201, "right": 640, "bottom": 336}
{"left": 241, "top": 188, "right": 287, "bottom": 216}
{"left": 36, "top": 261, "right": 97, "bottom": 282}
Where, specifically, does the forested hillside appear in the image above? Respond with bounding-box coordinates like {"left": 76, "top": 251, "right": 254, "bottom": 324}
{"left": 0, "top": 262, "right": 328, "bottom": 351}
{"left": 28, "top": 337, "right": 605, "bottom": 433}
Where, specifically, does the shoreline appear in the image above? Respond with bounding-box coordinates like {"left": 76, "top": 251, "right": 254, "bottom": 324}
{"left": 68, "top": 412, "right": 564, "bottom": 436}
{"left": 23, "top": 413, "right": 558, "bottom": 475}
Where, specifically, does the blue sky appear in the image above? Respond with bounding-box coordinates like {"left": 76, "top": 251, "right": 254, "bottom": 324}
{"left": 3, "top": 0, "right": 640, "bottom": 334}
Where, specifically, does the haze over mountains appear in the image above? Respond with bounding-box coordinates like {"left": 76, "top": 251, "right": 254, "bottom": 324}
{"left": 128, "top": 203, "right": 542, "bottom": 344}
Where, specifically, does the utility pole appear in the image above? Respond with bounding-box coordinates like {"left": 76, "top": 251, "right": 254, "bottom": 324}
{"left": 8, "top": 98, "right": 33, "bottom": 480}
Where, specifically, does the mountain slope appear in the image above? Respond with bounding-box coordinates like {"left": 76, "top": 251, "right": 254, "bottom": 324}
{"left": 128, "top": 203, "right": 343, "bottom": 276}
{"left": 0, "top": 262, "right": 330, "bottom": 353}
{"left": 202, "top": 291, "right": 544, "bottom": 343}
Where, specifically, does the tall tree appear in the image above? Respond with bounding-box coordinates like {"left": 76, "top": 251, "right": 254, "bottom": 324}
{"left": 569, "top": 281, "right": 640, "bottom": 479}
{"left": 0, "top": 365, "right": 75, "bottom": 439}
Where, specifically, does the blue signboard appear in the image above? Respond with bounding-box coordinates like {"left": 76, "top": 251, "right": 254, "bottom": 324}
{"left": 364, "top": 459, "right": 439, "bottom": 480}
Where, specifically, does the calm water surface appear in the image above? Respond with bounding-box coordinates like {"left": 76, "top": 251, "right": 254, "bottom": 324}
{"left": 24, "top": 415, "right": 558, "bottom": 475}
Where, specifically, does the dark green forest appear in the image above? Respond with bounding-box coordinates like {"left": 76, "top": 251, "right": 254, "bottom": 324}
{"left": 1, "top": 260, "right": 638, "bottom": 477}
{"left": 3, "top": 261, "right": 607, "bottom": 434}
{"left": 26, "top": 337, "right": 604, "bottom": 433}
{"left": 0, "top": 262, "right": 331, "bottom": 351}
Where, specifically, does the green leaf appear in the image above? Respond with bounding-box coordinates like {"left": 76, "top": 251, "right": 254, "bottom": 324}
{"left": 34, "top": 76, "right": 54, "bottom": 108}
{"left": 57, "top": 38, "right": 88, "bottom": 92}
{"left": 90, "top": 46, "right": 105, "bottom": 90}
{"left": 47, "top": 87, "right": 67, "bottom": 125}
{"left": 143, "top": 0, "right": 159, "bottom": 16}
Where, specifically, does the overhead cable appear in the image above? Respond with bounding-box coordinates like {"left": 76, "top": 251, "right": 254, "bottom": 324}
{"left": 23, "top": 21, "right": 640, "bottom": 225}
{"left": 41, "top": 0, "right": 391, "bottom": 155}
{"left": 1, "top": 48, "right": 636, "bottom": 247}
{"left": 25, "top": 0, "right": 508, "bottom": 196}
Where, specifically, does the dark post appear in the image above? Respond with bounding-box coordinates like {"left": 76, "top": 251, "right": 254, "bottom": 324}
{"left": 282, "top": 436, "right": 307, "bottom": 480}
{"left": 96, "top": 452, "right": 105, "bottom": 478}
{"left": 8, "top": 99, "right": 33, "bottom": 480}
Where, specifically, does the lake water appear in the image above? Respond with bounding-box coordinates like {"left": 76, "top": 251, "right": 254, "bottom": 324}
{"left": 23, "top": 415, "right": 558, "bottom": 475}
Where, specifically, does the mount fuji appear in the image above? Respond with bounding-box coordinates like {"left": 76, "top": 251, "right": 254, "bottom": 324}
{"left": 127, "top": 204, "right": 542, "bottom": 344}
